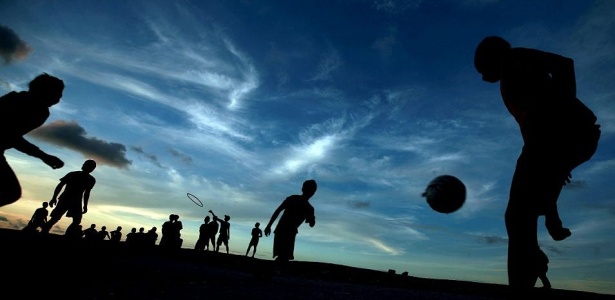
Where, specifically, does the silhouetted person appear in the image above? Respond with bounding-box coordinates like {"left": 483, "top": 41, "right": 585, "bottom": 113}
{"left": 160, "top": 214, "right": 183, "bottom": 249}
{"left": 97, "top": 225, "right": 111, "bottom": 241}
{"left": 145, "top": 226, "right": 158, "bottom": 248}
{"left": 210, "top": 210, "right": 230, "bottom": 254}
{"left": 206, "top": 214, "right": 219, "bottom": 251}
{"left": 264, "top": 179, "right": 318, "bottom": 263}
{"left": 110, "top": 226, "right": 122, "bottom": 243}
{"left": 474, "top": 36, "right": 600, "bottom": 292}
{"left": 245, "top": 222, "right": 263, "bottom": 257}
{"left": 42, "top": 160, "right": 97, "bottom": 234}
{"left": 23, "top": 201, "right": 49, "bottom": 232}
{"left": 0, "top": 73, "right": 65, "bottom": 207}
{"left": 194, "top": 216, "right": 211, "bottom": 251}
{"left": 125, "top": 227, "right": 137, "bottom": 247}
{"left": 83, "top": 223, "right": 98, "bottom": 241}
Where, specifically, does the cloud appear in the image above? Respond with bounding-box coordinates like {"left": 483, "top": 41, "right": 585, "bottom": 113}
{"left": 168, "top": 147, "right": 193, "bottom": 165}
{"left": 29, "top": 120, "right": 132, "bottom": 168}
{"left": 0, "top": 24, "right": 32, "bottom": 64}
{"left": 477, "top": 234, "right": 507, "bottom": 245}
{"left": 131, "top": 146, "right": 163, "bottom": 168}
{"left": 348, "top": 199, "right": 371, "bottom": 209}
{"left": 308, "top": 48, "right": 342, "bottom": 81}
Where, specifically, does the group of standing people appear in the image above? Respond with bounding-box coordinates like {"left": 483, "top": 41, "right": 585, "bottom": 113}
{"left": 194, "top": 210, "right": 232, "bottom": 254}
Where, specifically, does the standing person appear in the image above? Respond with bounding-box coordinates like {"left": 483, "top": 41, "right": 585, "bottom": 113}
{"left": 474, "top": 36, "right": 600, "bottom": 293}
{"left": 264, "top": 179, "right": 318, "bottom": 263}
{"left": 194, "top": 216, "right": 211, "bottom": 251}
{"left": 0, "top": 73, "right": 65, "bottom": 207}
{"left": 245, "top": 222, "right": 263, "bottom": 257}
{"left": 23, "top": 201, "right": 49, "bottom": 232}
{"left": 160, "top": 214, "right": 183, "bottom": 249}
{"left": 110, "top": 226, "right": 123, "bottom": 243}
{"left": 206, "top": 214, "right": 219, "bottom": 251}
{"left": 41, "top": 159, "right": 97, "bottom": 234}
{"left": 210, "top": 210, "right": 230, "bottom": 254}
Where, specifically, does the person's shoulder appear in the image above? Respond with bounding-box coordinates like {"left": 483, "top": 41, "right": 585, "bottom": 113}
{"left": 285, "top": 194, "right": 302, "bottom": 201}
{"left": 0, "top": 91, "right": 26, "bottom": 102}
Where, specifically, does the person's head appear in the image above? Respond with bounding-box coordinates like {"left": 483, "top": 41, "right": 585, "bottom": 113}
{"left": 172, "top": 214, "right": 180, "bottom": 221}
{"left": 28, "top": 73, "right": 64, "bottom": 107}
{"left": 302, "top": 179, "right": 317, "bottom": 197}
{"left": 90, "top": 224, "right": 96, "bottom": 228}
{"left": 82, "top": 159, "right": 97, "bottom": 173}
{"left": 139, "top": 227, "right": 145, "bottom": 233}
{"left": 255, "top": 222, "right": 260, "bottom": 228}
{"left": 224, "top": 215, "right": 230, "bottom": 221}
{"left": 42, "top": 201, "right": 48, "bottom": 208}
{"left": 131, "top": 227, "right": 137, "bottom": 233}
{"left": 474, "top": 36, "right": 511, "bottom": 83}
{"left": 204, "top": 216, "right": 210, "bottom": 223}
{"left": 101, "top": 226, "right": 107, "bottom": 231}
{"left": 117, "top": 226, "right": 122, "bottom": 231}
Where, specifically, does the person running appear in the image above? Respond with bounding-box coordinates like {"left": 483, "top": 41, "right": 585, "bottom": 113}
{"left": 42, "top": 159, "right": 97, "bottom": 234}
{"left": 0, "top": 73, "right": 65, "bottom": 207}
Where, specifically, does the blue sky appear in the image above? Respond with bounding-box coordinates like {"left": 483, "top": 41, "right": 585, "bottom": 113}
{"left": 1, "top": 0, "right": 614, "bottom": 295}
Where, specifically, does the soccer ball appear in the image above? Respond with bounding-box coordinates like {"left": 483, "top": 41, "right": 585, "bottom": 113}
{"left": 422, "top": 175, "right": 466, "bottom": 214}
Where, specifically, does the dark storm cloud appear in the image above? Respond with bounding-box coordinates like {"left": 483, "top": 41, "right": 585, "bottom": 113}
{"left": 168, "top": 147, "right": 193, "bottom": 165}
{"left": 131, "top": 146, "right": 163, "bottom": 168}
{"left": 29, "top": 120, "right": 132, "bottom": 168}
{"left": 0, "top": 24, "right": 32, "bottom": 64}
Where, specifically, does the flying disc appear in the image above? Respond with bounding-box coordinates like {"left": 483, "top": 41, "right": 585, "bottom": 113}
{"left": 187, "top": 193, "right": 204, "bottom": 207}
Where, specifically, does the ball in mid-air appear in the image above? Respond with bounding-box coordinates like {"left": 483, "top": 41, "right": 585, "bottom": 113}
{"left": 422, "top": 175, "right": 466, "bottom": 214}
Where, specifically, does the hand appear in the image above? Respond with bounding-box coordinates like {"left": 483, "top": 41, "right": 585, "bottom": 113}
{"left": 42, "top": 155, "right": 64, "bottom": 169}
{"left": 49, "top": 198, "right": 57, "bottom": 208}
{"left": 264, "top": 225, "right": 271, "bottom": 237}
{"left": 83, "top": 207, "right": 88, "bottom": 214}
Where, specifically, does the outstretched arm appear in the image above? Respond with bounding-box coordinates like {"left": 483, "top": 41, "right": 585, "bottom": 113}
{"left": 264, "top": 204, "right": 284, "bottom": 237}
{"left": 12, "top": 138, "right": 64, "bottom": 169}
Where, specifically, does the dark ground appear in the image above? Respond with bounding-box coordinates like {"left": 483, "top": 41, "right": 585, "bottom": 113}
{"left": 3, "top": 228, "right": 613, "bottom": 300}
